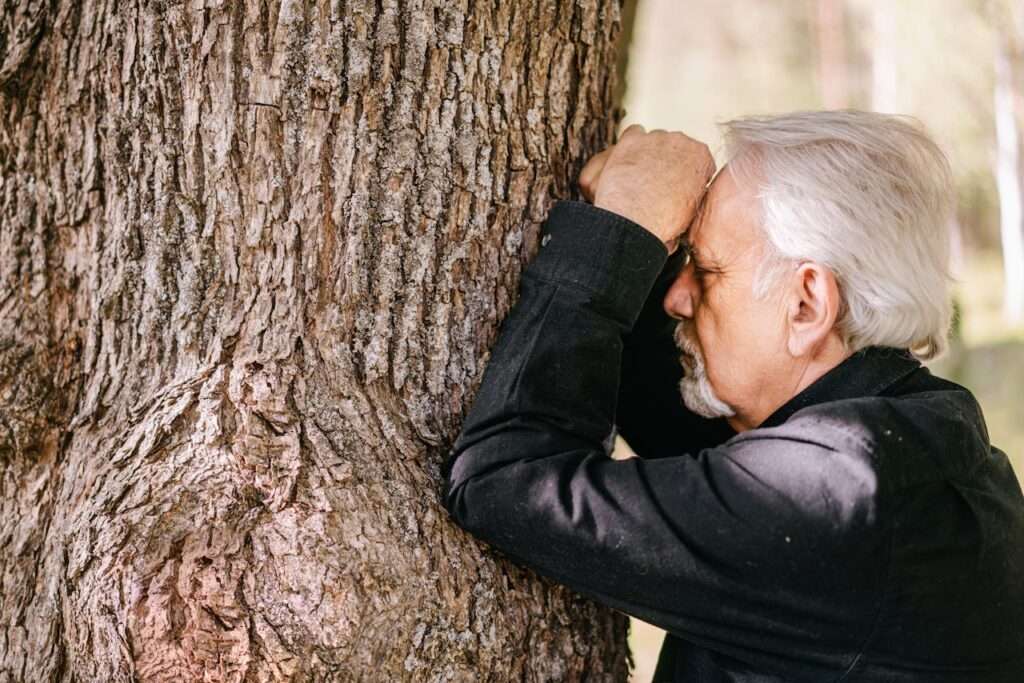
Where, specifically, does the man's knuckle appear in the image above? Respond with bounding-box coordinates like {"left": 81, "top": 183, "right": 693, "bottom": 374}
{"left": 622, "top": 123, "right": 645, "bottom": 138}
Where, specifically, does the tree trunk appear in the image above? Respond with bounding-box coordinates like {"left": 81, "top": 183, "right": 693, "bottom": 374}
{"left": 612, "top": 0, "right": 638, "bottom": 121}
{"left": 0, "top": 1, "right": 631, "bottom": 680}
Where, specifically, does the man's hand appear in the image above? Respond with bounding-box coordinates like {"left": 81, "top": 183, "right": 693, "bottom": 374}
{"left": 578, "top": 125, "right": 716, "bottom": 248}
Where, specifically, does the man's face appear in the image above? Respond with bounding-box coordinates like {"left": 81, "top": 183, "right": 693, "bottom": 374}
{"left": 662, "top": 166, "right": 790, "bottom": 431}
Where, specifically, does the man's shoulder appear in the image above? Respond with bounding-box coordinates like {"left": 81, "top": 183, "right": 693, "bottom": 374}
{"left": 766, "top": 368, "right": 989, "bottom": 472}
{"left": 717, "top": 374, "right": 996, "bottom": 531}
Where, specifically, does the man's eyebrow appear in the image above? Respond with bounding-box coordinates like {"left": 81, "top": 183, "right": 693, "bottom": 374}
{"left": 682, "top": 239, "right": 725, "bottom": 274}
{"left": 681, "top": 240, "right": 708, "bottom": 266}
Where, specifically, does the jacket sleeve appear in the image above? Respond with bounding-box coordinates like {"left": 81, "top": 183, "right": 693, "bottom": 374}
{"left": 439, "top": 201, "right": 883, "bottom": 671}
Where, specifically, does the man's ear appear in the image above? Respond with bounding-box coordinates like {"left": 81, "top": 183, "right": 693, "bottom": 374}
{"left": 785, "top": 262, "right": 841, "bottom": 357}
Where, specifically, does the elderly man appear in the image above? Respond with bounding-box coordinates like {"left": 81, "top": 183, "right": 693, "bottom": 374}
{"left": 440, "top": 111, "right": 1024, "bottom": 681}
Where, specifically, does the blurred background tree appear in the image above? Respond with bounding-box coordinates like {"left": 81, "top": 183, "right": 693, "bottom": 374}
{"left": 619, "top": 1, "right": 1024, "bottom": 680}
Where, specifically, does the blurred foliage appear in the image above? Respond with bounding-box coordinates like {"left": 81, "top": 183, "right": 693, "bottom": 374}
{"left": 619, "top": 2, "right": 1023, "bottom": 680}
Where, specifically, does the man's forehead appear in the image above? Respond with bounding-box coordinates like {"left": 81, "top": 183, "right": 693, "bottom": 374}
{"left": 688, "top": 166, "right": 761, "bottom": 262}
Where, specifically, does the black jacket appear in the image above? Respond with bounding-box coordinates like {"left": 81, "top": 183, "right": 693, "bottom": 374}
{"left": 441, "top": 201, "right": 1024, "bottom": 682}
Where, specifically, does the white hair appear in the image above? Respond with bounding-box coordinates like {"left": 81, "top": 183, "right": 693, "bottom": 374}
{"left": 721, "top": 110, "right": 955, "bottom": 360}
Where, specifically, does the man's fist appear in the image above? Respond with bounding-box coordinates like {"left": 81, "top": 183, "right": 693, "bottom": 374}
{"left": 578, "top": 125, "right": 716, "bottom": 247}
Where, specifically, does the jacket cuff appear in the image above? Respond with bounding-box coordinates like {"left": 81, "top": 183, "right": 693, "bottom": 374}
{"left": 526, "top": 200, "right": 670, "bottom": 326}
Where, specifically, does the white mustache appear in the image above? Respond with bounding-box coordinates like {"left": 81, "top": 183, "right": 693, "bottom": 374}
{"left": 671, "top": 321, "right": 736, "bottom": 419}
{"left": 673, "top": 322, "right": 702, "bottom": 368}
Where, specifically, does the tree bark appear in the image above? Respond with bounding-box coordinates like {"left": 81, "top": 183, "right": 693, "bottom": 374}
{"left": 611, "top": 0, "right": 637, "bottom": 121}
{"left": 0, "top": 1, "right": 631, "bottom": 680}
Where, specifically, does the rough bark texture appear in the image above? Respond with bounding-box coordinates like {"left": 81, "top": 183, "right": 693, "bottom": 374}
{"left": 0, "top": 0, "right": 630, "bottom": 680}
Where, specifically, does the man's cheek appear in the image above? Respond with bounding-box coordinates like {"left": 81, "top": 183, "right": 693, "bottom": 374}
{"left": 703, "top": 342, "right": 733, "bottom": 397}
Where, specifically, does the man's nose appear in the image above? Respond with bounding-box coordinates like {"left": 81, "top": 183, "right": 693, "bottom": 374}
{"left": 662, "top": 265, "right": 699, "bottom": 320}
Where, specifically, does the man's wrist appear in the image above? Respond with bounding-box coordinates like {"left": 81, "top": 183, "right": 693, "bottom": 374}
{"left": 593, "top": 198, "right": 673, "bottom": 247}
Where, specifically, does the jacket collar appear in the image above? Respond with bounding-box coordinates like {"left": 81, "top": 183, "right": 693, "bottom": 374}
{"left": 757, "top": 346, "right": 923, "bottom": 430}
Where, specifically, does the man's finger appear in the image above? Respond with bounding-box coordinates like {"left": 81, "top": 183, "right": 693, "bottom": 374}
{"left": 618, "top": 123, "right": 646, "bottom": 141}
{"left": 579, "top": 148, "right": 612, "bottom": 201}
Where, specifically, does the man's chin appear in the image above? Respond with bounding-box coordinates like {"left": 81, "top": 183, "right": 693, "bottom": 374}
{"left": 680, "top": 377, "right": 736, "bottom": 419}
